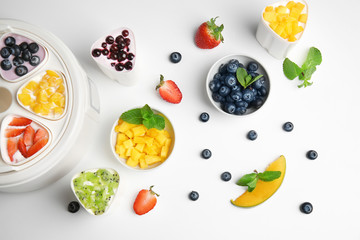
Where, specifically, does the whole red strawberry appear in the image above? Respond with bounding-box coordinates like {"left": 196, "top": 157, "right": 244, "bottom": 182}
{"left": 133, "top": 186, "right": 159, "bottom": 215}
{"left": 195, "top": 17, "right": 224, "bottom": 49}
{"left": 156, "top": 74, "right": 182, "bottom": 104}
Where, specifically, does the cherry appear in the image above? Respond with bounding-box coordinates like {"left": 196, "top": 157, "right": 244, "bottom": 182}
{"left": 115, "top": 63, "right": 124, "bottom": 71}
{"left": 127, "top": 53, "right": 135, "bottom": 60}
{"left": 122, "top": 30, "right": 129, "bottom": 37}
{"left": 118, "top": 41, "right": 126, "bottom": 49}
{"left": 110, "top": 53, "right": 118, "bottom": 60}
{"left": 124, "top": 61, "right": 133, "bottom": 70}
{"left": 110, "top": 44, "right": 119, "bottom": 53}
{"left": 102, "top": 49, "right": 109, "bottom": 55}
{"left": 125, "top": 38, "right": 131, "bottom": 46}
{"left": 111, "top": 62, "right": 116, "bottom": 67}
{"left": 118, "top": 51, "right": 127, "bottom": 61}
{"left": 92, "top": 49, "right": 102, "bottom": 57}
{"left": 115, "top": 35, "right": 124, "bottom": 44}
{"left": 105, "top": 36, "right": 114, "bottom": 44}
{"left": 101, "top": 42, "right": 107, "bottom": 48}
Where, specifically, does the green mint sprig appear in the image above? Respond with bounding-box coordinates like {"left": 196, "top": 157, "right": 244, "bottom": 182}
{"left": 236, "top": 170, "right": 281, "bottom": 192}
{"left": 236, "top": 67, "right": 263, "bottom": 89}
{"left": 120, "top": 104, "right": 165, "bottom": 130}
{"left": 283, "top": 47, "right": 322, "bottom": 88}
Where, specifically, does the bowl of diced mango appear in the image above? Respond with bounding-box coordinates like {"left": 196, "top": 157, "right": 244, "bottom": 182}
{"left": 110, "top": 105, "right": 175, "bottom": 171}
{"left": 256, "top": 0, "right": 308, "bottom": 59}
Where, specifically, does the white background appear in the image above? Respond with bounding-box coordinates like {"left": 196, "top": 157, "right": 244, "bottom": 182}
{"left": 0, "top": 0, "right": 359, "bottom": 239}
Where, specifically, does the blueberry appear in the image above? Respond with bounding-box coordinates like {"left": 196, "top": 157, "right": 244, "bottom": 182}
{"left": 29, "top": 55, "right": 41, "bottom": 66}
{"left": 224, "top": 102, "right": 236, "bottom": 114}
{"left": 213, "top": 73, "right": 221, "bottom": 80}
{"left": 249, "top": 72, "right": 259, "bottom": 78}
{"left": 1, "top": 59, "right": 12, "bottom": 71}
{"left": 4, "top": 36, "right": 15, "bottom": 47}
{"left": 230, "top": 90, "right": 242, "bottom": 101}
{"left": 199, "top": 112, "right": 210, "bottom": 122}
{"left": 170, "top": 52, "right": 182, "bottom": 63}
{"left": 247, "top": 130, "right": 257, "bottom": 140}
{"left": 68, "top": 201, "right": 80, "bottom": 213}
{"left": 189, "top": 191, "right": 199, "bottom": 201}
{"left": 227, "top": 63, "right": 238, "bottom": 73}
{"left": 228, "top": 59, "right": 240, "bottom": 67}
{"left": 221, "top": 172, "right": 232, "bottom": 181}
{"left": 306, "top": 150, "right": 318, "bottom": 160}
{"left": 219, "top": 64, "right": 228, "bottom": 74}
{"left": 209, "top": 79, "right": 221, "bottom": 92}
{"left": 219, "top": 85, "right": 231, "bottom": 97}
{"left": 212, "top": 92, "right": 224, "bottom": 102}
{"left": 251, "top": 98, "right": 264, "bottom": 109}
{"left": 283, "top": 122, "right": 294, "bottom": 132}
{"left": 234, "top": 107, "right": 246, "bottom": 115}
{"left": 253, "top": 77, "right": 265, "bottom": 89}
{"left": 0, "top": 47, "right": 11, "bottom": 58}
{"left": 235, "top": 100, "right": 248, "bottom": 108}
{"left": 15, "top": 65, "right": 28, "bottom": 76}
{"left": 11, "top": 45, "right": 21, "bottom": 57}
{"left": 224, "top": 75, "right": 237, "bottom": 87}
{"left": 19, "top": 42, "right": 28, "bottom": 51}
{"left": 232, "top": 84, "right": 241, "bottom": 91}
{"left": 28, "top": 42, "right": 39, "bottom": 54}
{"left": 242, "top": 88, "right": 255, "bottom": 102}
{"left": 247, "top": 61, "right": 258, "bottom": 72}
{"left": 258, "top": 86, "right": 267, "bottom": 96}
{"left": 21, "top": 49, "right": 32, "bottom": 61}
{"left": 13, "top": 56, "right": 24, "bottom": 67}
{"left": 300, "top": 202, "right": 313, "bottom": 214}
{"left": 225, "top": 95, "right": 234, "bottom": 103}
{"left": 201, "top": 149, "right": 212, "bottom": 159}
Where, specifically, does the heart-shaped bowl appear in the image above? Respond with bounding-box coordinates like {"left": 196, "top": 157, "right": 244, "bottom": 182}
{"left": 206, "top": 54, "right": 270, "bottom": 116}
{"left": 70, "top": 168, "right": 120, "bottom": 216}
{"left": 256, "top": 0, "right": 308, "bottom": 59}
{"left": 110, "top": 106, "right": 175, "bottom": 171}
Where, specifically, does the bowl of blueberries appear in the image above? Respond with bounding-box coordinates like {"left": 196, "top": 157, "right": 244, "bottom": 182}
{"left": 206, "top": 54, "right": 270, "bottom": 116}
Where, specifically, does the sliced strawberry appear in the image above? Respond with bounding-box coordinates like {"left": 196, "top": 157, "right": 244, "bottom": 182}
{"left": 156, "top": 75, "right": 182, "bottom": 104}
{"left": 5, "top": 128, "right": 25, "bottom": 138}
{"left": 18, "top": 137, "right": 27, "bottom": 158}
{"left": 9, "top": 117, "right": 32, "bottom": 126}
{"left": 133, "top": 185, "right": 159, "bottom": 215}
{"left": 27, "top": 137, "right": 48, "bottom": 158}
{"left": 33, "top": 128, "right": 48, "bottom": 144}
{"left": 195, "top": 17, "right": 224, "bottom": 49}
{"left": 23, "top": 125, "right": 35, "bottom": 146}
{"left": 7, "top": 138, "right": 18, "bottom": 162}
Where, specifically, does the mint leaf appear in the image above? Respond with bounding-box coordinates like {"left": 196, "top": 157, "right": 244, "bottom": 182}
{"left": 299, "top": 66, "right": 316, "bottom": 81}
{"left": 283, "top": 58, "right": 302, "bottom": 80}
{"left": 236, "top": 67, "right": 247, "bottom": 88}
{"left": 152, "top": 114, "right": 165, "bottom": 130}
{"left": 245, "top": 75, "right": 252, "bottom": 85}
{"left": 258, "top": 171, "right": 281, "bottom": 182}
{"left": 302, "top": 47, "right": 322, "bottom": 69}
{"left": 120, "top": 108, "right": 143, "bottom": 124}
{"left": 246, "top": 74, "right": 264, "bottom": 87}
{"left": 236, "top": 173, "right": 257, "bottom": 186}
{"left": 141, "top": 104, "right": 153, "bottom": 120}
{"left": 143, "top": 117, "right": 156, "bottom": 129}
{"left": 247, "top": 177, "right": 258, "bottom": 192}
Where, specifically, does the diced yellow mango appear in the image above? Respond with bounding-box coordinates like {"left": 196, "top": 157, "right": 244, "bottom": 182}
{"left": 277, "top": 13, "right": 289, "bottom": 22}
{"left": 134, "top": 136, "right": 146, "bottom": 144}
{"left": 294, "top": 2, "right": 305, "bottom": 12}
{"left": 49, "top": 92, "right": 65, "bottom": 107}
{"left": 269, "top": 22, "right": 279, "bottom": 31}
{"left": 32, "top": 104, "right": 42, "bottom": 114}
{"left": 299, "top": 13, "right": 307, "bottom": 23}
{"left": 131, "top": 148, "right": 142, "bottom": 161}
{"left": 46, "top": 70, "right": 60, "bottom": 78}
{"left": 117, "top": 121, "right": 137, "bottom": 133}
{"left": 126, "top": 157, "right": 139, "bottom": 167}
{"left": 53, "top": 107, "right": 64, "bottom": 115}
{"left": 155, "top": 133, "right": 167, "bottom": 145}
{"left": 274, "top": 23, "right": 286, "bottom": 36}
{"left": 265, "top": 6, "right": 274, "bottom": 12}
{"left": 125, "top": 147, "right": 133, "bottom": 157}
{"left": 37, "top": 90, "right": 48, "bottom": 103}
{"left": 289, "top": 7, "right": 301, "bottom": 19}
{"left": 286, "top": 1, "right": 296, "bottom": 9}
{"left": 135, "top": 143, "right": 145, "bottom": 153}
{"left": 39, "top": 80, "right": 49, "bottom": 89}
{"left": 139, "top": 158, "right": 148, "bottom": 169}
{"left": 293, "top": 24, "right": 304, "bottom": 35}
{"left": 25, "top": 81, "right": 38, "bottom": 91}
{"left": 288, "top": 35, "right": 297, "bottom": 42}
{"left": 116, "top": 133, "right": 128, "bottom": 145}
{"left": 144, "top": 145, "right": 157, "bottom": 155}
{"left": 123, "top": 139, "right": 134, "bottom": 149}
{"left": 275, "top": 6, "right": 287, "bottom": 14}
{"left": 124, "top": 129, "right": 134, "bottom": 139}
{"left": 41, "top": 102, "right": 52, "bottom": 115}
{"left": 56, "top": 83, "right": 65, "bottom": 94}
{"left": 118, "top": 145, "right": 126, "bottom": 158}
{"left": 18, "top": 93, "right": 32, "bottom": 106}
{"left": 132, "top": 125, "right": 147, "bottom": 137}
{"left": 146, "top": 128, "right": 159, "bottom": 138}
{"left": 285, "top": 21, "right": 293, "bottom": 35}
{"left": 145, "top": 155, "right": 162, "bottom": 165}
{"left": 263, "top": 11, "right": 277, "bottom": 23}
{"left": 144, "top": 136, "right": 154, "bottom": 146}
{"left": 160, "top": 146, "right": 169, "bottom": 159}
{"left": 45, "top": 87, "right": 55, "bottom": 96}
{"left": 165, "top": 138, "right": 172, "bottom": 148}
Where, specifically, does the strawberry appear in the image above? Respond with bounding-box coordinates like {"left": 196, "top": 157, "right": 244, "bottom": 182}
{"left": 7, "top": 138, "right": 18, "bottom": 162}
{"left": 18, "top": 137, "right": 27, "bottom": 158}
{"left": 33, "top": 128, "right": 48, "bottom": 144}
{"left": 23, "top": 125, "right": 35, "bottom": 146}
{"left": 156, "top": 75, "right": 182, "bottom": 104}
{"left": 5, "top": 128, "right": 25, "bottom": 138}
{"left": 27, "top": 137, "right": 48, "bottom": 158}
{"left": 133, "top": 185, "right": 159, "bottom": 215}
{"left": 195, "top": 17, "right": 224, "bottom": 49}
{"left": 9, "top": 117, "right": 32, "bottom": 126}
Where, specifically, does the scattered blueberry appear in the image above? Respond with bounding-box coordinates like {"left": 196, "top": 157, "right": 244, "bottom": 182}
{"left": 29, "top": 56, "right": 40, "bottom": 66}
{"left": 189, "top": 191, "right": 199, "bottom": 201}
{"left": 201, "top": 149, "right": 212, "bottom": 159}
{"left": 170, "top": 52, "right": 182, "bottom": 63}
{"left": 221, "top": 172, "right": 232, "bottom": 181}
{"left": 300, "top": 202, "right": 313, "bottom": 214}
{"left": 0, "top": 47, "right": 11, "bottom": 58}
{"left": 68, "top": 201, "right": 80, "bottom": 213}
{"left": 4, "top": 36, "right": 15, "bottom": 47}
{"left": 283, "top": 122, "right": 294, "bottom": 132}
{"left": 247, "top": 130, "right": 257, "bottom": 140}
{"left": 306, "top": 150, "right": 318, "bottom": 160}
{"left": 15, "top": 65, "right": 28, "bottom": 76}
{"left": 247, "top": 61, "right": 258, "bottom": 72}
{"left": 1, "top": 59, "right": 12, "bottom": 71}
{"left": 28, "top": 42, "right": 39, "bottom": 54}
{"left": 199, "top": 112, "right": 210, "bottom": 122}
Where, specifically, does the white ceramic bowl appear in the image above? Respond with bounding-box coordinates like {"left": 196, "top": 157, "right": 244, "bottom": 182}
{"left": 70, "top": 168, "right": 120, "bottom": 216}
{"left": 110, "top": 108, "right": 175, "bottom": 171}
{"left": 206, "top": 54, "right": 270, "bottom": 116}
{"left": 256, "top": 0, "right": 308, "bottom": 59}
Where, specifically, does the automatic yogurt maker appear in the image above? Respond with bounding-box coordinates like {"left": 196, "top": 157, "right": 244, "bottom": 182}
{"left": 0, "top": 19, "right": 100, "bottom": 192}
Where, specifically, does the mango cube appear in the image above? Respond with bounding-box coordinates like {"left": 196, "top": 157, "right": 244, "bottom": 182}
{"left": 124, "top": 129, "right": 134, "bottom": 139}
{"left": 117, "top": 121, "right": 137, "bottom": 133}
{"left": 275, "top": 6, "right": 287, "bottom": 14}
{"left": 286, "top": 1, "right": 296, "bottom": 9}
{"left": 132, "top": 125, "right": 147, "bottom": 137}
{"left": 145, "top": 155, "right": 162, "bottom": 165}
{"left": 123, "top": 139, "right": 134, "bottom": 149}
{"left": 135, "top": 143, "right": 145, "bottom": 153}
{"left": 18, "top": 93, "right": 32, "bottom": 106}
{"left": 160, "top": 146, "right": 169, "bottom": 159}
{"left": 131, "top": 148, "right": 142, "bottom": 161}
{"left": 263, "top": 12, "right": 276, "bottom": 23}
{"left": 134, "top": 136, "right": 146, "bottom": 144}
{"left": 126, "top": 157, "right": 139, "bottom": 167}
{"left": 116, "top": 133, "right": 128, "bottom": 145}
{"left": 299, "top": 14, "right": 307, "bottom": 23}
{"left": 139, "top": 158, "right": 148, "bottom": 169}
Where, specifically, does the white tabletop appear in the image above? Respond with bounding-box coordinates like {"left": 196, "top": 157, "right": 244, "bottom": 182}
{"left": 0, "top": 0, "right": 359, "bottom": 239}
